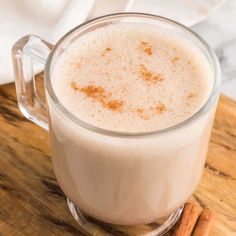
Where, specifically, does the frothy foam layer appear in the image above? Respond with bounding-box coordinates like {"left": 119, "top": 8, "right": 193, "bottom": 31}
{"left": 52, "top": 23, "right": 213, "bottom": 132}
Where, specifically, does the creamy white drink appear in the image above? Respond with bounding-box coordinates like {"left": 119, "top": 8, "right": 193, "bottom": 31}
{"left": 48, "top": 23, "right": 216, "bottom": 225}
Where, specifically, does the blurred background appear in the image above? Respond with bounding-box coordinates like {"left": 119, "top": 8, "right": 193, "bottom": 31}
{"left": 0, "top": 0, "right": 235, "bottom": 99}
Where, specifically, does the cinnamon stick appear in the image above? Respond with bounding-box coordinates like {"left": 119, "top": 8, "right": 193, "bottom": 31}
{"left": 174, "top": 202, "right": 202, "bottom": 236}
{"left": 193, "top": 208, "right": 215, "bottom": 236}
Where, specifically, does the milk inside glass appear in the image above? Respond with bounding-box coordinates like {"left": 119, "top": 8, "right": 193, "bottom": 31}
{"left": 47, "top": 23, "right": 216, "bottom": 225}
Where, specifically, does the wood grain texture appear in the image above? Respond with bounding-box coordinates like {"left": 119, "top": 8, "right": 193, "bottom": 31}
{"left": 0, "top": 79, "right": 235, "bottom": 236}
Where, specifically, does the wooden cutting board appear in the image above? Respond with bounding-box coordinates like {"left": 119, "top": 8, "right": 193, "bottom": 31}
{"left": 0, "top": 79, "right": 235, "bottom": 236}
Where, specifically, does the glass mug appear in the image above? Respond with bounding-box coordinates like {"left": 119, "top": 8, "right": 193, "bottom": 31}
{"left": 12, "top": 13, "right": 221, "bottom": 236}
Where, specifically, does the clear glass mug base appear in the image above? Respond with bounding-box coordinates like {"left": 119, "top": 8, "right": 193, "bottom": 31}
{"left": 67, "top": 198, "right": 183, "bottom": 236}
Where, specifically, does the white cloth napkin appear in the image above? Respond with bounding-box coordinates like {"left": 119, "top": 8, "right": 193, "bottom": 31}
{"left": 0, "top": 0, "right": 131, "bottom": 84}
{"left": 1, "top": 0, "right": 69, "bottom": 84}
{"left": 0, "top": 0, "right": 224, "bottom": 84}
{"left": 131, "top": 0, "right": 225, "bottom": 26}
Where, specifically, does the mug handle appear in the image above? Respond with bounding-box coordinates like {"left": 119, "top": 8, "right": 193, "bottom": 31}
{"left": 12, "top": 35, "right": 53, "bottom": 131}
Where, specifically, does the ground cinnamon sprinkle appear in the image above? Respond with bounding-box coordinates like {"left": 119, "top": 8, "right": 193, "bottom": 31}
{"left": 106, "top": 100, "right": 123, "bottom": 112}
{"left": 75, "top": 63, "right": 81, "bottom": 69}
{"left": 140, "top": 41, "right": 153, "bottom": 55}
{"left": 135, "top": 108, "right": 150, "bottom": 120}
{"left": 153, "top": 74, "right": 164, "bottom": 82}
{"left": 101, "top": 47, "right": 112, "bottom": 56}
{"left": 156, "top": 102, "right": 165, "bottom": 114}
{"left": 80, "top": 85, "right": 106, "bottom": 99}
{"left": 187, "top": 92, "right": 195, "bottom": 99}
{"left": 70, "top": 81, "right": 80, "bottom": 91}
{"left": 140, "top": 64, "right": 164, "bottom": 83}
{"left": 140, "top": 64, "right": 152, "bottom": 81}
{"left": 136, "top": 108, "right": 144, "bottom": 113}
{"left": 172, "top": 56, "right": 179, "bottom": 64}
{"left": 70, "top": 82, "right": 123, "bottom": 112}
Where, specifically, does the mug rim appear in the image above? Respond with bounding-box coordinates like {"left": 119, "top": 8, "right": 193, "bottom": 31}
{"left": 45, "top": 12, "right": 221, "bottom": 137}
